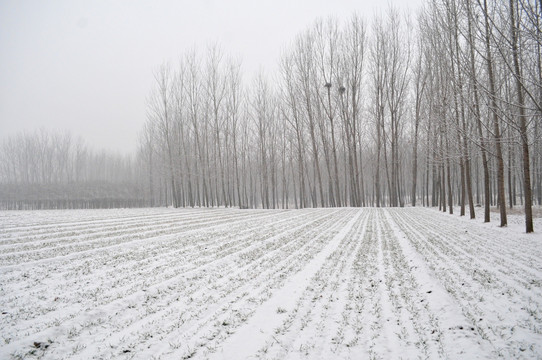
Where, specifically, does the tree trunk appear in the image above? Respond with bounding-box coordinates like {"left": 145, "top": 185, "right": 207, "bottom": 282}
{"left": 509, "top": 0, "right": 534, "bottom": 232}
{"left": 483, "top": 0, "right": 507, "bottom": 227}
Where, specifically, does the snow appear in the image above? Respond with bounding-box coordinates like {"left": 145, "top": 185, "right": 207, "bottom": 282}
{"left": 1, "top": 207, "right": 541, "bottom": 359}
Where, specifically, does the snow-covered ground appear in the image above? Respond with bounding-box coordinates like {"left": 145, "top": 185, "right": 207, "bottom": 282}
{"left": 1, "top": 207, "right": 541, "bottom": 359}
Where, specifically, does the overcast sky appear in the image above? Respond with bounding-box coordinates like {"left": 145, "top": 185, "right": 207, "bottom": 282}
{"left": 0, "top": 0, "right": 421, "bottom": 155}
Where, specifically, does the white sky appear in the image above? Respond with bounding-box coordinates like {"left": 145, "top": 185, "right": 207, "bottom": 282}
{"left": 0, "top": 0, "right": 421, "bottom": 154}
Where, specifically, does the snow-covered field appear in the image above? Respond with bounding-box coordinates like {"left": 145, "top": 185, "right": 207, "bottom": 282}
{"left": 1, "top": 207, "right": 541, "bottom": 359}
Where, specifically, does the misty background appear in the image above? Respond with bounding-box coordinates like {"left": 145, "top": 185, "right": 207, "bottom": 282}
{"left": 0, "top": 0, "right": 418, "bottom": 154}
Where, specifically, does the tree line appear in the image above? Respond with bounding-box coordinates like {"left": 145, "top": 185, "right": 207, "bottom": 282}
{"left": 0, "top": 129, "right": 144, "bottom": 209}
{"left": 1, "top": 0, "right": 540, "bottom": 233}
{"left": 138, "top": 0, "right": 541, "bottom": 232}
